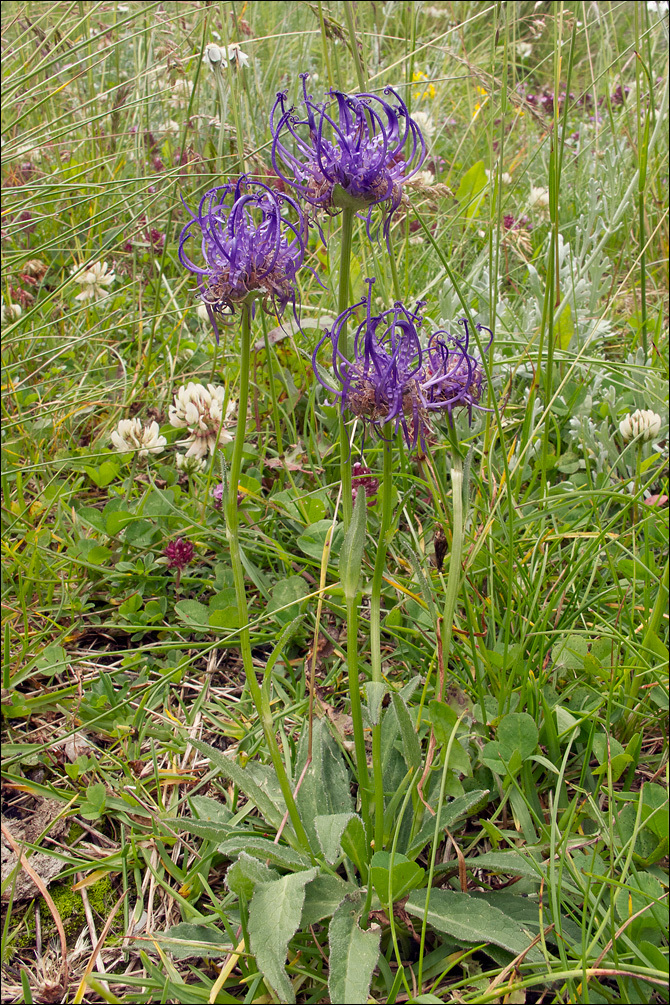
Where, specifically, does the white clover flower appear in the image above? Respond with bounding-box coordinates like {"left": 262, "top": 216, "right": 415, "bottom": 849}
{"left": 110, "top": 418, "right": 167, "bottom": 457}
{"left": 411, "top": 169, "right": 436, "bottom": 187}
{"left": 529, "top": 185, "right": 550, "bottom": 217}
{"left": 204, "top": 42, "right": 249, "bottom": 70}
{"left": 14, "top": 139, "right": 43, "bottom": 162}
{"left": 647, "top": 1, "right": 669, "bottom": 14}
{"left": 204, "top": 42, "right": 224, "bottom": 69}
{"left": 176, "top": 452, "right": 207, "bottom": 474}
{"left": 71, "top": 261, "right": 116, "bottom": 304}
{"left": 529, "top": 185, "right": 550, "bottom": 209}
{"left": 1, "top": 303, "right": 22, "bottom": 324}
{"left": 157, "top": 119, "right": 181, "bottom": 136}
{"left": 516, "top": 42, "right": 533, "bottom": 60}
{"left": 410, "top": 110, "right": 436, "bottom": 141}
{"left": 169, "top": 382, "right": 235, "bottom": 459}
{"left": 619, "top": 409, "right": 662, "bottom": 442}
{"left": 170, "top": 79, "right": 192, "bottom": 109}
{"left": 226, "top": 43, "right": 249, "bottom": 68}
{"left": 485, "top": 168, "right": 512, "bottom": 185}
{"left": 22, "top": 258, "right": 48, "bottom": 279}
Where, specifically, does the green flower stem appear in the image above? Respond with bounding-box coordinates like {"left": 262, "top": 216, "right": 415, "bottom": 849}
{"left": 211, "top": 61, "right": 230, "bottom": 175}
{"left": 370, "top": 424, "right": 394, "bottom": 849}
{"left": 227, "top": 304, "right": 311, "bottom": 855}
{"left": 627, "top": 557, "right": 669, "bottom": 714}
{"left": 123, "top": 452, "right": 140, "bottom": 506}
{"left": 439, "top": 433, "right": 465, "bottom": 699}
{"left": 388, "top": 243, "right": 403, "bottom": 302}
{"left": 343, "top": 0, "right": 367, "bottom": 92}
{"left": 317, "top": 0, "right": 335, "bottom": 89}
{"left": 345, "top": 591, "right": 370, "bottom": 825}
{"left": 337, "top": 208, "right": 355, "bottom": 530}
{"left": 417, "top": 710, "right": 467, "bottom": 991}
{"left": 219, "top": 5, "right": 247, "bottom": 176}
{"left": 260, "top": 313, "right": 284, "bottom": 461}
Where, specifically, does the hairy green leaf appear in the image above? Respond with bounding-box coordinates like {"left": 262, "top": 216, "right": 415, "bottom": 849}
{"left": 218, "top": 835, "right": 312, "bottom": 871}
{"left": 153, "top": 923, "right": 233, "bottom": 960}
{"left": 405, "top": 888, "right": 545, "bottom": 961}
{"left": 249, "top": 868, "right": 318, "bottom": 1004}
{"left": 226, "top": 852, "right": 279, "bottom": 898}
{"left": 301, "top": 873, "right": 359, "bottom": 927}
{"left": 328, "top": 890, "right": 381, "bottom": 1005}
{"left": 391, "top": 692, "right": 422, "bottom": 772}
{"left": 191, "top": 740, "right": 287, "bottom": 833}
{"left": 295, "top": 719, "right": 352, "bottom": 853}
{"left": 314, "top": 812, "right": 357, "bottom": 864}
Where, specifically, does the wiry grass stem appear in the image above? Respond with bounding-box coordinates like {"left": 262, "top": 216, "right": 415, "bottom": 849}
{"left": 226, "top": 303, "right": 311, "bottom": 855}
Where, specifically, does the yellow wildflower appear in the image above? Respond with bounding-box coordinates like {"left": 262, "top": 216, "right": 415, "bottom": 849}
{"left": 412, "top": 70, "right": 436, "bottom": 101}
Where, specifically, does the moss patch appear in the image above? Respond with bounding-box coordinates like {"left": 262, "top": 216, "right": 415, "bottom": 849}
{"left": 7, "top": 874, "right": 117, "bottom": 953}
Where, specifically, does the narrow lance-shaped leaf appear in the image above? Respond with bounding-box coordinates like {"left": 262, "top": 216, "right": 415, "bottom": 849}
{"left": 339, "top": 487, "right": 367, "bottom": 600}
{"left": 405, "top": 888, "right": 544, "bottom": 961}
{"left": 248, "top": 868, "right": 318, "bottom": 1004}
{"left": 328, "top": 890, "right": 381, "bottom": 1005}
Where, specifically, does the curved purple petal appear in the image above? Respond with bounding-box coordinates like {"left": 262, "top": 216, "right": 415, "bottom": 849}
{"left": 178, "top": 176, "right": 307, "bottom": 319}
{"left": 312, "top": 284, "right": 489, "bottom": 451}
{"left": 271, "top": 74, "right": 427, "bottom": 243}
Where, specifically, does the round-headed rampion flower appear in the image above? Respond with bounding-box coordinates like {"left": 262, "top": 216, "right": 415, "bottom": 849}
{"left": 164, "top": 538, "right": 194, "bottom": 571}
{"left": 313, "top": 280, "right": 490, "bottom": 450}
{"left": 619, "top": 409, "right": 662, "bottom": 442}
{"left": 110, "top": 418, "right": 167, "bottom": 457}
{"left": 169, "top": 382, "right": 235, "bottom": 459}
{"left": 179, "top": 176, "right": 306, "bottom": 327}
{"left": 270, "top": 75, "right": 426, "bottom": 240}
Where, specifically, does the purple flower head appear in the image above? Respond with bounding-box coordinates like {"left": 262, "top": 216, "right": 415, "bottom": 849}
{"left": 352, "top": 461, "right": 379, "bottom": 504}
{"left": 271, "top": 74, "right": 426, "bottom": 241}
{"left": 503, "top": 213, "right": 532, "bottom": 232}
{"left": 164, "top": 538, "right": 194, "bottom": 571}
{"left": 313, "top": 280, "right": 491, "bottom": 450}
{"left": 610, "top": 83, "right": 629, "bottom": 107}
{"left": 212, "top": 482, "right": 245, "bottom": 508}
{"left": 179, "top": 176, "right": 306, "bottom": 333}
